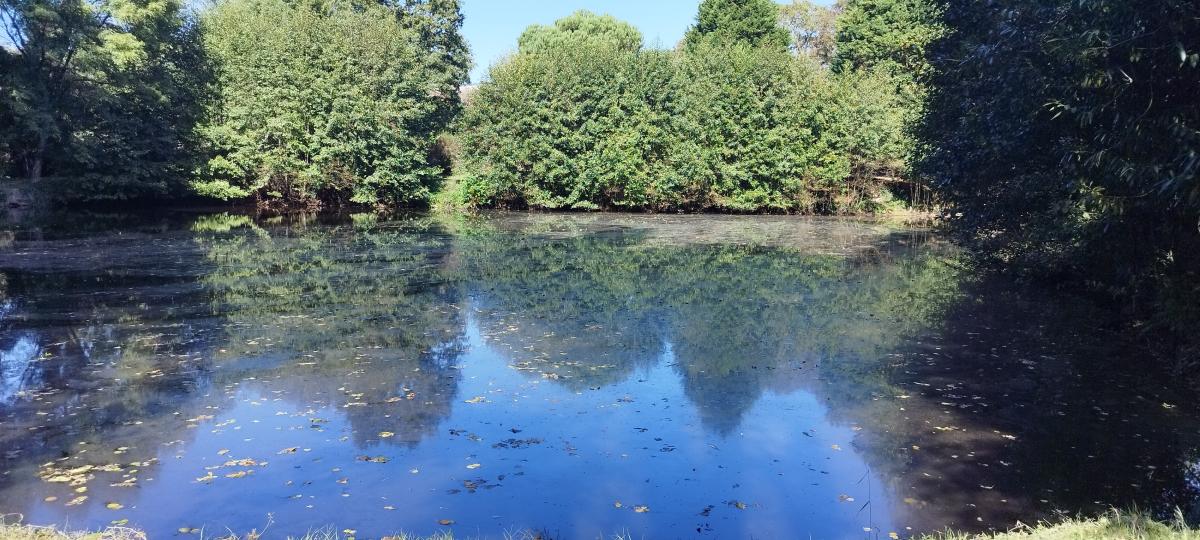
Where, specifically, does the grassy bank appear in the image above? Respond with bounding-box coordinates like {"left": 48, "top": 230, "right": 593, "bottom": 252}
{"left": 4, "top": 511, "right": 1197, "bottom": 540}
{"left": 922, "top": 511, "right": 1199, "bottom": 540}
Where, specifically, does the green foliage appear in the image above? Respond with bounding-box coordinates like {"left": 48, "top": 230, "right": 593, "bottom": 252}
{"left": 827, "top": 0, "right": 939, "bottom": 205}
{"left": 920, "top": 0, "right": 1200, "bottom": 373}
{"left": 459, "top": 39, "right": 857, "bottom": 212}
{"left": 683, "top": 0, "right": 790, "bottom": 51}
{"left": 675, "top": 42, "right": 839, "bottom": 211}
{"left": 517, "top": 10, "right": 643, "bottom": 54}
{"left": 0, "top": 0, "right": 211, "bottom": 200}
{"left": 194, "top": 0, "right": 466, "bottom": 207}
{"left": 459, "top": 5, "right": 931, "bottom": 214}
{"left": 459, "top": 42, "right": 684, "bottom": 210}
{"left": 921, "top": 509, "right": 1200, "bottom": 540}
{"left": 831, "top": 0, "right": 941, "bottom": 79}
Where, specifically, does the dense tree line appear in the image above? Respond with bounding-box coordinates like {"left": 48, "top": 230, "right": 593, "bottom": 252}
{"left": 0, "top": 0, "right": 211, "bottom": 200}
{"left": 1, "top": 0, "right": 468, "bottom": 205}
{"left": 921, "top": 0, "right": 1200, "bottom": 373}
{"left": 1, "top": 0, "right": 929, "bottom": 212}
{"left": 456, "top": 0, "right": 930, "bottom": 213}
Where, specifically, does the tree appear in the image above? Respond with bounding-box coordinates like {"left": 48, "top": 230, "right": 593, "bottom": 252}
{"left": 0, "top": 0, "right": 211, "bottom": 200}
{"left": 920, "top": 0, "right": 1200, "bottom": 374}
{"left": 683, "top": 0, "right": 790, "bottom": 51}
{"left": 397, "top": 0, "right": 471, "bottom": 118}
{"left": 195, "top": 0, "right": 467, "bottom": 207}
{"left": 779, "top": 0, "right": 840, "bottom": 65}
{"left": 831, "top": 0, "right": 940, "bottom": 79}
{"left": 517, "top": 10, "right": 643, "bottom": 54}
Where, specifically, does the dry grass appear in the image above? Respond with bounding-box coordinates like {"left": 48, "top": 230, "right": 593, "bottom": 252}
{"left": 0, "top": 521, "right": 145, "bottom": 540}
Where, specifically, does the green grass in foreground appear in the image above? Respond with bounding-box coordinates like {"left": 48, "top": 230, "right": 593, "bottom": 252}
{"left": 2, "top": 511, "right": 1196, "bottom": 539}
{"left": 920, "top": 510, "right": 1200, "bottom": 540}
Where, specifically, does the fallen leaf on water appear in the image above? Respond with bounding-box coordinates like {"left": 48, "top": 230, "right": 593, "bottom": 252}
{"left": 438, "top": 519, "right": 455, "bottom": 526}
{"left": 889, "top": 533, "right": 900, "bottom": 539}
{"left": 217, "top": 449, "right": 230, "bottom": 456}
{"left": 466, "top": 463, "right": 481, "bottom": 469}
{"left": 838, "top": 494, "right": 855, "bottom": 503}
{"left": 463, "top": 396, "right": 486, "bottom": 404}
{"left": 105, "top": 502, "right": 123, "bottom": 510}
{"left": 278, "top": 447, "right": 299, "bottom": 454}
{"left": 729, "top": 500, "right": 747, "bottom": 510}
{"left": 633, "top": 505, "right": 649, "bottom": 513}
{"left": 44, "top": 496, "right": 57, "bottom": 502}
{"left": 613, "top": 501, "right": 622, "bottom": 508}
{"left": 831, "top": 444, "right": 842, "bottom": 451}
{"left": 379, "top": 432, "right": 395, "bottom": 438}
{"left": 66, "top": 496, "right": 87, "bottom": 506}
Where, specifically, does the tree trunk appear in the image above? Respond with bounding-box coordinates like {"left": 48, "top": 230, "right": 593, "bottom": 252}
{"left": 26, "top": 133, "right": 47, "bottom": 182}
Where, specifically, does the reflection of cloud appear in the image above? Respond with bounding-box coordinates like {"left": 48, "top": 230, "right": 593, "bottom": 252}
{"left": 0, "top": 332, "right": 40, "bottom": 404}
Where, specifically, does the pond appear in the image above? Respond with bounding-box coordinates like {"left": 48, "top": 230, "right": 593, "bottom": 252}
{"left": 0, "top": 211, "right": 1197, "bottom": 540}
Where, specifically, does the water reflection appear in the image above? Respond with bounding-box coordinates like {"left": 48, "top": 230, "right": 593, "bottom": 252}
{"left": 0, "top": 211, "right": 1195, "bottom": 539}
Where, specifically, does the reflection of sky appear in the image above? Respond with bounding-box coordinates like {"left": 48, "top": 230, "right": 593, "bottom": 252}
{"left": 15, "top": 313, "right": 898, "bottom": 539}
{"left": 0, "top": 332, "right": 40, "bottom": 404}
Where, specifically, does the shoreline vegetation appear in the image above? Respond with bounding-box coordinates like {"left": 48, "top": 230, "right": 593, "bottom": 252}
{"left": 3, "top": 510, "right": 1198, "bottom": 540}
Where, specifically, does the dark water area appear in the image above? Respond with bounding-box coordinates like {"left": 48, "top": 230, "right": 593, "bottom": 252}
{"left": 0, "top": 211, "right": 1196, "bottom": 540}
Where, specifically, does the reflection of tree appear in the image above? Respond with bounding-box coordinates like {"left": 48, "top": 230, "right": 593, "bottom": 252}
{"left": 193, "top": 213, "right": 468, "bottom": 446}
{"left": 453, "top": 216, "right": 959, "bottom": 434}
{"left": 458, "top": 228, "right": 667, "bottom": 390}
{"left": 824, "top": 278, "right": 1200, "bottom": 533}
{"left": 0, "top": 212, "right": 472, "bottom": 521}
{"left": 0, "top": 224, "right": 224, "bottom": 517}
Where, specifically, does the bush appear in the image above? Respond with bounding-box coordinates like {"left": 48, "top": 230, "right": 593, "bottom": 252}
{"left": 459, "top": 38, "right": 899, "bottom": 213}
{"left": 195, "top": 0, "right": 465, "bottom": 207}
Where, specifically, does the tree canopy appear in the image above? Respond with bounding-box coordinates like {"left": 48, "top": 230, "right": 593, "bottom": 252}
{"left": 517, "top": 10, "right": 643, "bottom": 53}
{"left": 0, "top": 0, "right": 211, "bottom": 201}
{"left": 193, "top": 0, "right": 468, "bottom": 207}
{"left": 683, "top": 0, "right": 790, "bottom": 51}
{"left": 921, "top": 0, "right": 1200, "bottom": 370}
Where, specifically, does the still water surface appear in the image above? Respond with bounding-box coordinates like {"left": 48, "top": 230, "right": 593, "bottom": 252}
{"left": 0, "top": 211, "right": 1197, "bottom": 539}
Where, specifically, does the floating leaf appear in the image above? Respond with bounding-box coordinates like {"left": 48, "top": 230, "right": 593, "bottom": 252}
{"left": 438, "top": 519, "right": 455, "bottom": 526}
{"left": 633, "top": 505, "right": 649, "bottom": 513}
{"left": 105, "top": 502, "right": 124, "bottom": 510}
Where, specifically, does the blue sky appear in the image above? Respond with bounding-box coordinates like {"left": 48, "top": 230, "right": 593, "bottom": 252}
{"left": 462, "top": 1, "right": 811, "bottom": 83}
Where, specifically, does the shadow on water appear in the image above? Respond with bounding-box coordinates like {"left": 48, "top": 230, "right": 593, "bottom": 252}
{"left": 0, "top": 209, "right": 1196, "bottom": 538}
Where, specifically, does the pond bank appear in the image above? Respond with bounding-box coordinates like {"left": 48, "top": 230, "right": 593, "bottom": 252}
{"left": 4, "top": 511, "right": 1198, "bottom": 540}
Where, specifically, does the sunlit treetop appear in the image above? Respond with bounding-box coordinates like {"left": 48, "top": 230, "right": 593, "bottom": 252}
{"left": 517, "top": 10, "right": 643, "bottom": 54}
